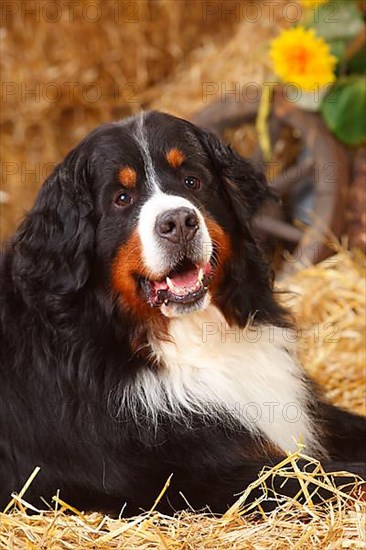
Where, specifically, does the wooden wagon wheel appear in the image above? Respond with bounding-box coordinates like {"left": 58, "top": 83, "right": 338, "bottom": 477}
{"left": 193, "top": 88, "right": 350, "bottom": 276}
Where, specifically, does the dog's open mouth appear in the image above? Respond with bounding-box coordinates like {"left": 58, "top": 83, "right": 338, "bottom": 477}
{"left": 142, "top": 259, "right": 213, "bottom": 307}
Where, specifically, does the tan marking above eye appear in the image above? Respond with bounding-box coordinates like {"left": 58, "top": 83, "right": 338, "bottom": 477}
{"left": 166, "top": 148, "right": 185, "bottom": 168}
{"left": 118, "top": 166, "right": 137, "bottom": 188}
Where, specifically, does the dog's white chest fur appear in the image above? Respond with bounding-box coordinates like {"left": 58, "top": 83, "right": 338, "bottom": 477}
{"left": 132, "top": 305, "right": 320, "bottom": 455}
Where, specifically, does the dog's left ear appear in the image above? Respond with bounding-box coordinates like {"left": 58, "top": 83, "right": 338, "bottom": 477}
{"left": 12, "top": 147, "right": 94, "bottom": 298}
{"left": 195, "top": 126, "right": 272, "bottom": 223}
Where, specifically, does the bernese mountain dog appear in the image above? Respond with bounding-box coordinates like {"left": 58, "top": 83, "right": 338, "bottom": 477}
{"left": 0, "top": 111, "right": 365, "bottom": 515}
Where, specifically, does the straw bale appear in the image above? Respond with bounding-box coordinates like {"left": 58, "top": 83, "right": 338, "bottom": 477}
{"left": 147, "top": 0, "right": 295, "bottom": 117}
{"left": 278, "top": 249, "right": 366, "bottom": 416}
{"left": 0, "top": 452, "right": 365, "bottom": 549}
{"left": 0, "top": 0, "right": 245, "bottom": 241}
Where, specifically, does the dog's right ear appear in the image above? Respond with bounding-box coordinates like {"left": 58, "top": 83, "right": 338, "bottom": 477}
{"left": 12, "top": 148, "right": 95, "bottom": 297}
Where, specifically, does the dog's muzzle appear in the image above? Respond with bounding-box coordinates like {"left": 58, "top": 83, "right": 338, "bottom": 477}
{"left": 137, "top": 193, "right": 214, "bottom": 316}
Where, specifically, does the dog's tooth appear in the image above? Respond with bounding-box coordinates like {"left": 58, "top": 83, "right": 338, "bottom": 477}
{"left": 198, "top": 268, "right": 203, "bottom": 282}
{"left": 164, "top": 299, "right": 169, "bottom": 305}
{"left": 166, "top": 277, "right": 175, "bottom": 290}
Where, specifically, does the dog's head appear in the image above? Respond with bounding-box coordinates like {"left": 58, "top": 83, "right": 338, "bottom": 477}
{"left": 12, "top": 111, "right": 282, "bottom": 327}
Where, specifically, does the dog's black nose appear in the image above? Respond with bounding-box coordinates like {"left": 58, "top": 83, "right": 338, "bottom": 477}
{"left": 155, "top": 208, "right": 199, "bottom": 244}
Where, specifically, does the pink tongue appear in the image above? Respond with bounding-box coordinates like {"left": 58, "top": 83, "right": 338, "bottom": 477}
{"left": 170, "top": 268, "right": 198, "bottom": 287}
{"left": 152, "top": 268, "right": 198, "bottom": 291}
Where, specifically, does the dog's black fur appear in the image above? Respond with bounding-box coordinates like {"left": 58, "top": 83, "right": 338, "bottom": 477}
{"left": 0, "top": 112, "right": 365, "bottom": 515}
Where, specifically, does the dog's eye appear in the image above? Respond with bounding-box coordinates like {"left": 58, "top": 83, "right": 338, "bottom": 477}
{"left": 184, "top": 176, "right": 201, "bottom": 190}
{"left": 115, "top": 192, "right": 133, "bottom": 207}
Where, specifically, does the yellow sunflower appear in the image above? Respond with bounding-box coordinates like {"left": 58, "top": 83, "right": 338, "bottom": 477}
{"left": 269, "top": 26, "right": 337, "bottom": 91}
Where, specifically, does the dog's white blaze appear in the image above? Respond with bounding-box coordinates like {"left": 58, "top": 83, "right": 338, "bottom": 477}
{"left": 133, "top": 112, "right": 160, "bottom": 191}
{"left": 137, "top": 192, "right": 213, "bottom": 276}
{"left": 125, "top": 305, "right": 323, "bottom": 456}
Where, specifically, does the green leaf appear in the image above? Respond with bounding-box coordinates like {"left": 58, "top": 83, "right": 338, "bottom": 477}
{"left": 321, "top": 77, "right": 366, "bottom": 146}
{"left": 328, "top": 38, "right": 347, "bottom": 61}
